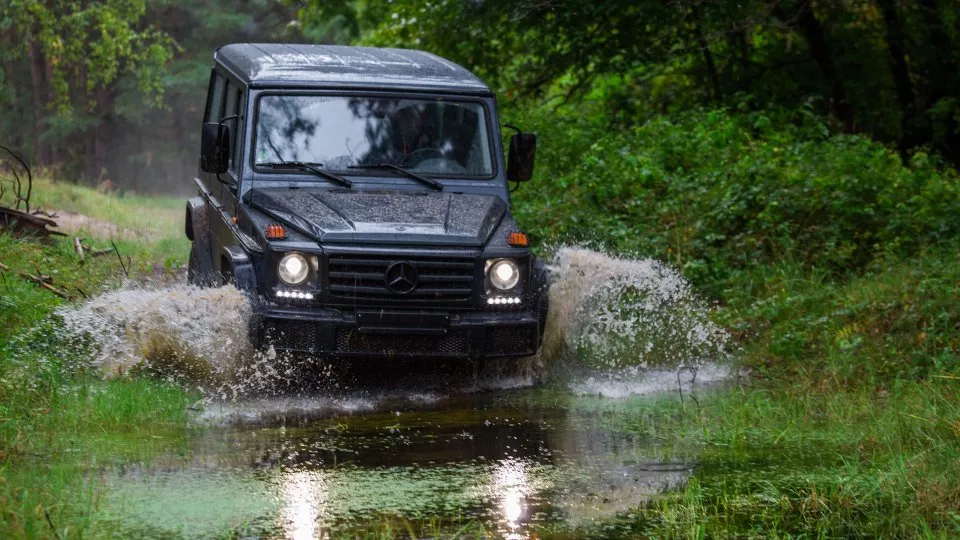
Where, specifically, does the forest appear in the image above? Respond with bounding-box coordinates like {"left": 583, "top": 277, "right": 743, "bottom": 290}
{"left": 2, "top": 0, "right": 960, "bottom": 193}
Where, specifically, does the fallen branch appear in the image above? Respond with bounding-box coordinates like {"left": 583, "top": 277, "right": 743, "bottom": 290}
{"left": 0, "top": 205, "right": 64, "bottom": 238}
{"left": 110, "top": 240, "right": 129, "bottom": 277}
{"left": 0, "top": 144, "right": 32, "bottom": 212}
{"left": 74, "top": 237, "right": 84, "bottom": 261}
{"left": 0, "top": 261, "right": 72, "bottom": 299}
{"left": 44, "top": 508, "right": 61, "bottom": 540}
{"left": 31, "top": 208, "right": 58, "bottom": 219}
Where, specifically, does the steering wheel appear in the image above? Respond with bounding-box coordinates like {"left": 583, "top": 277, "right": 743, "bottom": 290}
{"left": 400, "top": 147, "right": 444, "bottom": 167}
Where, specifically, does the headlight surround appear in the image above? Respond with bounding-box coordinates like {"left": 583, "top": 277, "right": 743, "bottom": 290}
{"left": 278, "top": 252, "right": 309, "bottom": 285}
{"left": 487, "top": 258, "right": 521, "bottom": 291}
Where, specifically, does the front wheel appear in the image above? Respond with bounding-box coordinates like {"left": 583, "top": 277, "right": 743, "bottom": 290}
{"left": 186, "top": 243, "right": 218, "bottom": 286}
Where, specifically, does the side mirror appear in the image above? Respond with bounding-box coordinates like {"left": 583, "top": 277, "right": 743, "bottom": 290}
{"left": 200, "top": 122, "right": 230, "bottom": 174}
{"left": 507, "top": 132, "right": 536, "bottom": 182}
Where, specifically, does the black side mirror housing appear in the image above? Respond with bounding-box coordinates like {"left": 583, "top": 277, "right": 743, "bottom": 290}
{"left": 507, "top": 132, "right": 536, "bottom": 182}
{"left": 200, "top": 122, "right": 230, "bottom": 174}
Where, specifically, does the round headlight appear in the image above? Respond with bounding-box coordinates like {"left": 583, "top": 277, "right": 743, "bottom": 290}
{"left": 489, "top": 259, "right": 520, "bottom": 290}
{"left": 278, "top": 252, "right": 309, "bottom": 285}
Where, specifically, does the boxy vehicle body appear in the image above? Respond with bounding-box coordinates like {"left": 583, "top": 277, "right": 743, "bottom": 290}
{"left": 185, "top": 44, "right": 548, "bottom": 360}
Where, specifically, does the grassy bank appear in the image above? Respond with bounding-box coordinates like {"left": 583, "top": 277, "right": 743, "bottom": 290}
{"left": 507, "top": 102, "right": 960, "bottom": 535}
{"left": 7, "top": 176, "right": 188, "bottom": 263}
{"left": 0, "top": 180, "right": 193, "bottom": 537}
{"left": 535, "top": 377, "right": 959, "bottom": 537}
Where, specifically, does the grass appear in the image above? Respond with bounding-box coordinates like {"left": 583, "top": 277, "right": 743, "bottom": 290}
{"left": 3, "top": 176, "right": 188, "bottom": 263}
{"left": 517, "top": 378, "right": 960, "bottom": 538}
{"left": 719, "top": 245, "right": 960, "bottom": 387}
{"left": 653, "top": 384, "right": 960, "bottom": 537}
{"left": 0, "top": 178, "right": 195, "bottom": 538}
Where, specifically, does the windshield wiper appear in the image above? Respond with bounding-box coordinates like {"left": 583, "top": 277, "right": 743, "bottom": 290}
{"left": 348, "top": 163, "right": 443, "bottom": 191}
{"left": 260, "top": 161, "right": 353, "bottom": 189}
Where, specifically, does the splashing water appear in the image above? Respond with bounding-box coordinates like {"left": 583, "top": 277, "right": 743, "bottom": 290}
{"left": 541, "top": 247, "right": 730, "bottom": 393}
{"left": 50, "top": 247, "right": 730, "bottom": 401}
{"left": 56, "top": 284, "right": 255, "bottom": 386}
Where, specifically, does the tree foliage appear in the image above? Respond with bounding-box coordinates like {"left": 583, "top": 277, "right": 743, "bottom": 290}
{"left": 0, "top": 1, "right": 173, "bottom": 170}
{"left": 0, "top": 1, "right": 302, "bottom": 191}
{"left": 299, "top": 0, "right": 960, "bottom": 162}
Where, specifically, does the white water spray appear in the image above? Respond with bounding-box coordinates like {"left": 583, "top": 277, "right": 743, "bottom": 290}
{"left": 541, "top": 247, "right": 731, "bottom": 396}
{"left": 50, "top": 247, "right": 731, "bottom": 401}
{"left": 56, "top": 284, "right": 254, "bottom": 384}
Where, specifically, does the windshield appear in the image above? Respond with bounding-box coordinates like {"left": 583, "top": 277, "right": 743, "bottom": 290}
{"left": 255, "top": 95, "right": 494, "bottom": 177}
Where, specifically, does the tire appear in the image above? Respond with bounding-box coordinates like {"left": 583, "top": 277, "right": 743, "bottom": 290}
{"left": 186, "top": 243, "right": 200, "bottom": 285}
{"left": 186, "top": 243, "right": 218, "bottom": 286}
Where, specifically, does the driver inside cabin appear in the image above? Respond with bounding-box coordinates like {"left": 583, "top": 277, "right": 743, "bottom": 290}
{"left": 254, "top": 96, "right": 491, "bottom": 176}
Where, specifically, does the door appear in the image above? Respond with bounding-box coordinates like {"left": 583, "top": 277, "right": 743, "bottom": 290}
{"left": 200, "top": 70, "right": 246, "bottom": 276}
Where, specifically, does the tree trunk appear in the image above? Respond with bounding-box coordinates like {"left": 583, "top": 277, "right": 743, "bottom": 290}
{"left": 1, "top": 52, "right": 21, "bottom": 151}
{"left": 877, "top": 0, "right": 917, "bottom": 156}
{"left": 692, "top": 4, "right": 722, "bottom": 101}
{"left": 727, "top": 28, "right": 752, "bottom": 96}
{"left": 92, "top": 87, "right": 113, "bottom": 185}
{"left": 916, "top": 0, "right": 960, "bottom": 161}
{"left": 27, "top": 41, "right": 50, "bottom": 166}
{"left": 783, "top": 0, "right": 855, "bottom": 132}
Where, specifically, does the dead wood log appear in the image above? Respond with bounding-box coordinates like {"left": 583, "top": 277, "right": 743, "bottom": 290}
{"left": 0, "top": 205, "right": 64, "bottom": 238}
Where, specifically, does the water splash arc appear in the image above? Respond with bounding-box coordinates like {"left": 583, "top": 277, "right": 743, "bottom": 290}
{"left": 54, "top": 247, "right": 730, "bottom": 400}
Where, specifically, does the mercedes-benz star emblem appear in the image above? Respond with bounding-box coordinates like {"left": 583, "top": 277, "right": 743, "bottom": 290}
{"left": 385, "top": 261, "right": 419, "bottom": 294}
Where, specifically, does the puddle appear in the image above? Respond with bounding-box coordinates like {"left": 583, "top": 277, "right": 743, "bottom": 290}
{"left": 43, "top": 246, "right": 732, "bottom": 535}
{"left": 91, "top": 388, "right": 698, "bottom": 537}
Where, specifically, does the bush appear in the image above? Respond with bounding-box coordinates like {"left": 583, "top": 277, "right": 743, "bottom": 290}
{"left": 511, "top": 105, "right": 960, "bottom": 296}
{"left": 718, "top": 248, "right": 960, "bottom": 386}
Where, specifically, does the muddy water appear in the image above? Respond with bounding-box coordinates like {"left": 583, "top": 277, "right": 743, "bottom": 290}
{"left": 92, "top": 382, "right": 704, "bottom": 538}
{"left": 51, "top": 247, "right": 731, "bottom": 536}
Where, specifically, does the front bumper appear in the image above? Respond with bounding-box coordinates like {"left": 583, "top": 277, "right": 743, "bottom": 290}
{"left": 250, "top": 304, "right": 542, "bottom": 359}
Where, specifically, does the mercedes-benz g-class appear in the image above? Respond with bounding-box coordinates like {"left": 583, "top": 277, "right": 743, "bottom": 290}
{"left": 185, "top": 44, "right": 548, "bottom": 360}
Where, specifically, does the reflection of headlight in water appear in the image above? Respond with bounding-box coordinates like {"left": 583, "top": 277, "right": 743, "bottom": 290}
{"left": 491, "top": 459, "right": 530, "bottom": 533}
{"left": 280, "top": 470, "right": 328, "bottom": 540}
{"left": 503, "top": 489, "right": 524, "bottom": 523}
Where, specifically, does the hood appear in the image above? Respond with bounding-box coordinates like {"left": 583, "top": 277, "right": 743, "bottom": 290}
{"left": 250, "top": 188, "right": 507, "bottom": 246}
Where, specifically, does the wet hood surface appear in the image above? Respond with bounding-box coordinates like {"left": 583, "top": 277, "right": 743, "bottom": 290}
{"left": 250, "top": 188, "right": 506, "bottom": 246}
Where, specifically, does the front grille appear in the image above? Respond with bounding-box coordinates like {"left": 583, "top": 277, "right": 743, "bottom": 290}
{"left": 327, "top": 253, "right": 476, "bottom": 308}
{"left": 336, "top": 329, "right": 467, "bottom": 356}
{"left": 486, "top": 325, "right": 537, "bottom": 356}
{"left": 263, "top": 320, "right": 320, "bottom": 352}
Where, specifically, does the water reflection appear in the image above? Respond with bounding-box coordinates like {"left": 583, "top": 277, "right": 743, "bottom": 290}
{"left": 491, "top": 458, "right": 531, "bottom": 537}
{"left": 94, "top": 389, "right": 698, "bottom": 537}
{"left": 280, "top": 470, "right": 328, "bottom": 540}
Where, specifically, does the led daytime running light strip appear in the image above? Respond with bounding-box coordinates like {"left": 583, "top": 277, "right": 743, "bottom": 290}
{"left": 276, "top": 290, "right": 314, "bottom": 300}
{"left": 487, "top": 296, "right": 521, "bottom": 305}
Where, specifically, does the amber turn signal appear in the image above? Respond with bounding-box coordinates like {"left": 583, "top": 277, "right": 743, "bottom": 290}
{"left": 265, "top": 224, "right": 286, "bottom": 239}
{"left": 506, "top": 231, "right": 529, "bottom": 247}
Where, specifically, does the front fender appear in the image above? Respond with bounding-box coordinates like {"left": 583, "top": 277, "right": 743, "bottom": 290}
{"left": 186, "top": 197, "right": 217, "bottom": 285}
{"left": 221, "top": 245, "right": 258, "bottom": 294}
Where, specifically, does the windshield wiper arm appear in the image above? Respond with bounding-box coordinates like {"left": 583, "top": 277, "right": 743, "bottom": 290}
{"left": 260, "top": 161, "right": 353, "bottom": 189}
{"left": 348, "top": 163, "right": 443, "bottom": 191}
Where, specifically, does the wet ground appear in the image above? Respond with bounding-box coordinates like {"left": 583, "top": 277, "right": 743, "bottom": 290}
{"left": 90, "top": 372, "right": 705, "bottom": 538}
{"left": 48, "top": 247, "right": 732, "bottom": 537}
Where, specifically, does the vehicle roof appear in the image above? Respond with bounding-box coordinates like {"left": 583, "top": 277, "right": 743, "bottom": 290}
{"left": 215, "top": 43, "right": 491, "bottom": 95}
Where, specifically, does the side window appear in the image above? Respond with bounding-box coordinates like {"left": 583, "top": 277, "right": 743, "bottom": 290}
{"left": 224, "top": 82, "right": 245, "bottom": 173}
{"left": 205, "top": 71, "right": 226, "bottom": 123}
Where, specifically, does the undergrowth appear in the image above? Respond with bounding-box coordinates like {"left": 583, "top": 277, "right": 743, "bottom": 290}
{"left": 0, "top": 229, "right": 193, "bottom": 537}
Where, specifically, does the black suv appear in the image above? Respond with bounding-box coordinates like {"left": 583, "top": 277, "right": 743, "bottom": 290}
{"left": 185, "top": 44, "right": 548, "bottom": 360}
